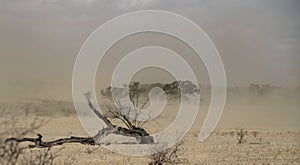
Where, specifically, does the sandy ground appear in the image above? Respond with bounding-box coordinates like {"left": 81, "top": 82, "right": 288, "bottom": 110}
{"left": 0, "top": 98, "right": 299, "bottom": 164}
{"left": 26, "top": 116, "right": 298, "bottom": 165}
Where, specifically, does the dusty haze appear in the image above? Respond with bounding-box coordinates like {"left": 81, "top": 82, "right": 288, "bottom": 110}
{"left": 0, "top": 0, "right": 299, "bottom": 101}
{"left": 0, "top": 2, "right": 299, "bottom": 163}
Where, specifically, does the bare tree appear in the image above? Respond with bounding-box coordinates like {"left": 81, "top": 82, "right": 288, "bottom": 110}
{"left": 86, "top": 86, "right": 154, "bottom": 144}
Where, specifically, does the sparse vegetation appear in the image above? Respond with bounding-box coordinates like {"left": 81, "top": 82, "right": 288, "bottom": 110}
{"left": 237, "top": 128, "right": 246, "bottom": 144}
{"left": 0, "top": 109, "right": 66, "bottom": 165}
{"left": 148, "top": 141, "right": 188, "bottom": 165}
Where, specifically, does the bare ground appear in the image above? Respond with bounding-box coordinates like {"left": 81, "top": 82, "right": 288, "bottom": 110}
{"left": 0, "top": 100, "right": 299, "bottom": 164}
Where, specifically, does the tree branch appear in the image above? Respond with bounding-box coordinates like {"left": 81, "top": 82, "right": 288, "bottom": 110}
{"left": 5, "top": 134, "right": 95, "bottom": 148}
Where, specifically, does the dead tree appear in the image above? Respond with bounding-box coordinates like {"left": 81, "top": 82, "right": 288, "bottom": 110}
{"left": 5, "top": 83, "right": 154, "bottom": 147}
{"left": 85, "top": 91, "right": 154, "bottom": 144}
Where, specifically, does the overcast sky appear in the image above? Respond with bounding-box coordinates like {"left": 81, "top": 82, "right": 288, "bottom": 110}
{"left": 0, "top": 0, "right": 299, "bottom": 101}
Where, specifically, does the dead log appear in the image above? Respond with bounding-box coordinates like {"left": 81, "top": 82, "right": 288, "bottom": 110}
{"left": 5, "top": 134, "right": 95, "bottom": 148}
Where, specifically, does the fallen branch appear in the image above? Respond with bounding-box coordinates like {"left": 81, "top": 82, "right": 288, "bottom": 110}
{"left": 5, "top": 134, "right": 95, "bottom": 148}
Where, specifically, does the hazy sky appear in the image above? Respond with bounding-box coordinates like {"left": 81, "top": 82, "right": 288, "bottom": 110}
{"left": 0, "top": 0, "right": 299, "bottom": 101}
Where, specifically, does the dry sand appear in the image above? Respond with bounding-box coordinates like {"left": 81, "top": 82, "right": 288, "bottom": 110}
{"left": 0, "top": 94, "right": 299, "bottom": 164}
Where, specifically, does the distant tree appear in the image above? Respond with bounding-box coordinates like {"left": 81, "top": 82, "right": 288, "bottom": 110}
{"left": 249, "top": 83, "right": 277, "bottom": 97}
{"left": 101, "top": 81, "right": 200, "bottom": 102}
